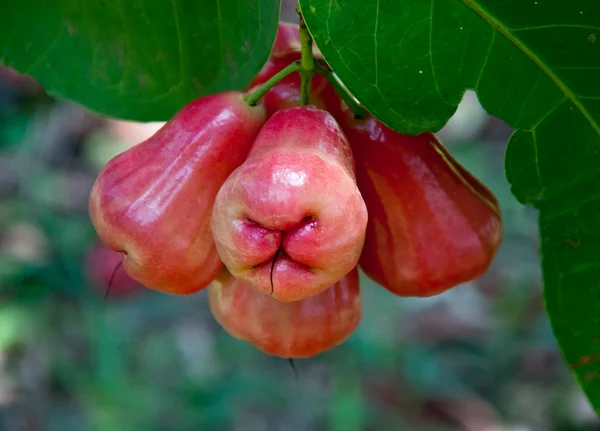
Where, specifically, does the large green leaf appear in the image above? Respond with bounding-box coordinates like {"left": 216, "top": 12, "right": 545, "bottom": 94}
{"left": 1, "top": 0, "right": 280, "bottom": 121}
{"left": 301, "top": 0, "right": 600, "bottom": 412}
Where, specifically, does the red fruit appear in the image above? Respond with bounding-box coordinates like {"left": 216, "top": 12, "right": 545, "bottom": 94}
{"left": 85, "top": 243, "right": 142, "bottom": 300}
{"left": 208, "top": 268, "right": 361, "bottom": 358}
{"left": 89, "top": 92, "right": 267, "bottom": 295}
{"left": 270, "top": 22, "right": 304, "bottom": 58}
{"left": 248, "top": 23, "right": 342, "bottom": 119}
{"left": 211, "top": 106, "right": 368, "bottom": 302}
{"left": 339, "top": 108, "right": 503, "bottom": 297}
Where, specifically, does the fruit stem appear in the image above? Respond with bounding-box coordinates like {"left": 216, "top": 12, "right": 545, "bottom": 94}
{"left": 298, "top": 7, "right": 316, "bottom": 105}
{"left": 316, "top": 64, "right": 368, "bottom": 119}
{"left": 245, "top": 61, "right": 301, "bottom": 106}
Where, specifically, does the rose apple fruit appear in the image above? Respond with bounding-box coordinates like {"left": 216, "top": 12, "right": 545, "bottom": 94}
{"left": 269, "top": 22, "right": 304, "bottom": 59}
{"left": 211, "top": 106, "right": 368, "bottom": 302}
{"left": 340, "top": 108, "right": 503, "bottom": 297}
{"left": 89, "top": 92, "right": 266, "bottom": 295}
{"left": 208, "top": 268, "right": 361, "bottom": 358}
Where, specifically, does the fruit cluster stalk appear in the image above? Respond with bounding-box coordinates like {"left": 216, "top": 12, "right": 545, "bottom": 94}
{"left": 298, "top": 15, "right": 316, "bottom": 106}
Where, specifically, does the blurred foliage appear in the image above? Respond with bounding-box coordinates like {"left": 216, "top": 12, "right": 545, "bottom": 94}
{"left": 0, "top": 69, "right": 597, "bottom": 431}
{"left": 0, "top": 0, "right": 280, "bottom": 122}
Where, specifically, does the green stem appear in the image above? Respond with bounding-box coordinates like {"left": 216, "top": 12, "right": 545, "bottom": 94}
{"left": 316, "top": 64, "right": 367, "bottom": 119}
{"left": 245, "top": 61, "right": 301, "bottom": 106}
{"left": 299, "top": 21, "right": 316, "bottom": 105}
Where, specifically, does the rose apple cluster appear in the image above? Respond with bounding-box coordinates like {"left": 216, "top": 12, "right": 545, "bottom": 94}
{"left": 88, "top": 22, "right": 502, "bottom": 359}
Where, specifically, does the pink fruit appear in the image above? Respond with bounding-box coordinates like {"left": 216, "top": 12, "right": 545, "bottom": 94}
{"left": 89, "top": 92, "right": 267, "bottom": 295}
{"left": 339, "top": 108, "right": 503, "bottom": 297}
{"left": 208, "top": 268, "right": 361, "bottom": 358}
{"left": 211, "top": 106, "right": 368, "bottom": 302}
{"left": 270, "top": 22, "right": 304, "bottom": 59}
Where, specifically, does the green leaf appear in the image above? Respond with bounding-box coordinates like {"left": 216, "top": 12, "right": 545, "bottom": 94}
{"left": 301, "top": 0, "right": 600, "bottom": 412}
{"left": 1, "top": 0, "right": 280, "bottom": 121}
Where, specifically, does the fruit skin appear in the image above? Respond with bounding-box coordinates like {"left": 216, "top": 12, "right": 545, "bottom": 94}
{"left": 339, "top": 107, "right": 503, "bottom": 297}
{"left": 89, "top": 92, "right": 267, "bottom": 295}
{"left": 247, "top": 23, "right": 341, "bottom": 119}
{"left": 208, "top": 268, "right": 361, "bottom": 358}
{"left": 85, "top": 243, "right": 142, "bottom": 300}
{"left": 211, "top": 106, "right": 368, "bottom": 302}
{"left": 270, "top": 22, "right": 304, "bottom": 59}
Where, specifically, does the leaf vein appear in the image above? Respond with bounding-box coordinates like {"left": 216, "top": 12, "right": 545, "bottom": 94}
{"left": 461, "top": 0, "right": 600, "bottom": 135}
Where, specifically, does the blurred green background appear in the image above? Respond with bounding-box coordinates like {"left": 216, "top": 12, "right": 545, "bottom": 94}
{"left": 0, "top": 60, "right": 597, "bottom": 430}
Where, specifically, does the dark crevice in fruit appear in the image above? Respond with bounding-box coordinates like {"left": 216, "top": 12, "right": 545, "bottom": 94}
{"left": 270, "top": 243, "right": 283, "bottom": 296}
{"left": 297, "top": 214, "right": 315, "bottom": 227}
{"left": 242, "top": 215, "right": 322, "bottom": 274}
{"left": 249, "top": 248, "right": 316, "bottom": 273}
{"left": 245, "top": 217, "right": 272, "bottom": 231}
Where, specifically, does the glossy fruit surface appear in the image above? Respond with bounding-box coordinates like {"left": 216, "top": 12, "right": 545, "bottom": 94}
{"left": 211, "top": 106, "right": 368, "bottom": 302}
{"left": 340, "top": 108, "right": 503, "bottom": 297}
{"left": 89, "top": 92, "right": 266, "bottom": 295}
{"left": 208, "top": 268, "right": 361, "bottom": 358}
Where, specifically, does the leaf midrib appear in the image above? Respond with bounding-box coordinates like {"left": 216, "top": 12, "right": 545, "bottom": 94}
{"left": 460, "top": 0, "right": 600, "bottom": 135}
